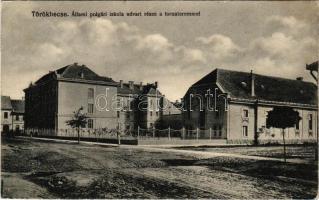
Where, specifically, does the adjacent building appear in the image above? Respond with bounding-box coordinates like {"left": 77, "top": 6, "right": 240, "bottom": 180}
{"left": 116, "top": 80, "right": 163, "bottom": 131}
{"left": 1, "top": 96, "right": 25, "bottom": 133}
{"left": 183, "top": 68, "right": 318, "bottom": 143}
{"left": 160, "top": 100, "right": 183, "bottom": 129}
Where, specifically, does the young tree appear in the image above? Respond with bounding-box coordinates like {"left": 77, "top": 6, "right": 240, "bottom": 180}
{"left": 266, "top": 106, "right": 301, "bottom": 162}
{"left": 66, "top": 106, "right": 88, "bottom": 144}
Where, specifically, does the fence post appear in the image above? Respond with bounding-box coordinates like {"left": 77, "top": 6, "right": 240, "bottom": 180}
{"left": 196, "top": 128, "right": 199, "bottom": 140}
{"left": 168, "top": 126, "right": 171, "bottom": 140}
{"left": 137, "top": 126, "right": 140, "bottom": 139}
{"left": 153, "top": 127, "right": 155, "bottom": 139}
{"left": 209, "top": 127, "right": 212, "bottom": 140}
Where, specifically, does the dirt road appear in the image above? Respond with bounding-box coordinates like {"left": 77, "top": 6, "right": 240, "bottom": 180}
{"left": 1, "top": 137, "right": 318, "bottom": 198}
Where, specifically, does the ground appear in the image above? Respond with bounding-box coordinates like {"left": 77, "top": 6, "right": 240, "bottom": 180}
{"left": 1, "top": 137, "right": 318, "bottom": 199}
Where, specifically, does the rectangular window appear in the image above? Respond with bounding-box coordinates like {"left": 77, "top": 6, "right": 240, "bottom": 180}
{"left": 88, "top": 119, "right": 93, "bottom": 129}
{"left": 309, "top": 114, "right": 313, "bottom": 131}
{"left": 16, "top": 115, "right": 19, "bottom": 121}
{"left": 219, "top": 125, "right": 222, "bottom": 136}
{"left": 117, "top": 111, "right": 120, "bottom": 118}
{"left": 243, "top": 109, "right": 249, "bottom": 118}
{"left": 150, "top": 123, "right": 153, "bottom": 128}
{"left": 4, "top": 112, "right": 8, "bottom": 119}
{"left": 88, "top": 103, "right": 94, "bottom": 114}
{"left": 88, "top": 88, "right": 94, "bottom": 99}
{"left": 242, "top": 126, "right": 248, "bottom": 137}
{"left": 295, "top": 121, "right": 300, "bottom": 130}
{"left": 156, "top": 112, "right": 159, "bottom": 117}
{"left": 150, "top": 111, "right": 152, "bottom": 116}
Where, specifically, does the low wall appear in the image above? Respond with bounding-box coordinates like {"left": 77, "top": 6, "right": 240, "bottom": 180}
{"left": 30, "top": 135, "right": 138, "bottom": 145}
{"left": 137, "top": 138, "right": 227, "bottom": 146}
{"left": 227, "top": 139, "right": 317, "bottom": 145}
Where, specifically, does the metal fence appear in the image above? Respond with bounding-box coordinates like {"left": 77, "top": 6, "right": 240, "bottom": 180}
{"left": 137, "top": 127, "right": 225, "bottom": 140}
{"left": 24, "top": 126, "right": 225, "bottom": 140}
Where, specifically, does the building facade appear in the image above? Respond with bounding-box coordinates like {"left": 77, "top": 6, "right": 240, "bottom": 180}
{"left": 24, "top": 63, "right": 118, "bottom": 136}
{"left": 24, "top": 63, "right": 179, "bottom": 136}
{"left": 183, "top": 68, "right": 318, "bottom": 143}
{"left": 1, "top": 96, "right": 25, "bottom": 133}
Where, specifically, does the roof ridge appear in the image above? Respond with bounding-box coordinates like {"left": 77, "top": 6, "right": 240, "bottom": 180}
{"left": 216, "top": 68, "right": 316, "bottom": 85}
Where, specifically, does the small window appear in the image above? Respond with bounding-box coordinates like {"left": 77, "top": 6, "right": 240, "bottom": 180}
{"left": 309, "top": 114, "right": 313, "bottom": 131}
{"left": 243, "top": 109, "right": 249, "bottom": 118}
{"left": 117, "top": 111, "right": 120, "bottom": 118}
{"left": 4, "top": 112, "right": 8, "bottom": 119}
{"left": 150, "top": 123, "right": 153, "bottom": 128}
{"left": 16, "top": 115, "right": 19, "bottom": 121}
{"left": 88, "top": 103, "right": 94, "bottom": 114}
{"left": 295, "top": 121, "right": 300, "bottom": 130}
{"left": 88, "top": 88, "right": 94, "bottom": 99}
{"left": 150, "top": 111, "right": 152, "bottom": 117}
{"left": 242, "top": 126, "right": 248, "bottom": 137}
{"left": 156, "top": 112, "right": 159, "bottom": 117}
{"left": 88, "top": 119, "right": 93, "bottom": 129}
{"left": 218, "top": 125, "right": 222, "bottom": 136}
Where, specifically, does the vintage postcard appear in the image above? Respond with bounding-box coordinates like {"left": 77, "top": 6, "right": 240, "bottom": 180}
{"left": 1, "top": 1, "right": 318, "bottom": 199}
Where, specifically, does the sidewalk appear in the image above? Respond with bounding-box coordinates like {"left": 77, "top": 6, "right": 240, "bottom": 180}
{"left": 18, "top": 136, "right": 310, "bottom": 164}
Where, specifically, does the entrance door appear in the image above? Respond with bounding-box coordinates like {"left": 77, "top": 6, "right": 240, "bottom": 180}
{"left": 3, "top": 125, "right": 9, "bottom": 133}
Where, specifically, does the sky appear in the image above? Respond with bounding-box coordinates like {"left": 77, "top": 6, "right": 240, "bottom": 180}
{"left": 1, "top": 1, "right": 318, "bottom": 101}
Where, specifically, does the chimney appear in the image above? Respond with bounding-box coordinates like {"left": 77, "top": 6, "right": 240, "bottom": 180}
{"left": 74, "top": 62, "right": 78, "bottom": 66}
{"left": 250, "top": 70, "right": 255, "bottom": 97}
{"left": 139, "top": 82, "right": 143, "bottom": 90}
{"left": 129, "top": 81, "right": 134, "bottom": 90}
{"left": 154, "top": 81, "right": 158, "bottom": 88}
{"left": 296, "top": 77, "right": 303, "bottom": 81}
{"left": 119, "top": 80, "right": 123, "bottom": 88}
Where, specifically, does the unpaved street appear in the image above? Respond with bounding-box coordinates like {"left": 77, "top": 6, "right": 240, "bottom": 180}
{"left": 1, "top": 137, "right": 318, "bottom": 199}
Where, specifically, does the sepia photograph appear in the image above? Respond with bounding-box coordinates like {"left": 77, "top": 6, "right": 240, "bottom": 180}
{"left": 1, "top": 1, "right": 318, "bottom": 199}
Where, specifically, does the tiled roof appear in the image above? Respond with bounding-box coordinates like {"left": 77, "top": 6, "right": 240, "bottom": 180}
{"left": 192, "top": 68, "right": 317, "bottom": 106}
{"left": 11, "top": 100, "right": 25, "bottom": 113}
{"left": 117, "top": 82, "right": 162, "bottom": 96}
{"left": 35, "top": 63, "right": 115, "bottom": 85}
{"left": 117, "top": 83, "right": 144, "bottom": 95}
{"left": 1, "top": 96, "right": 12, "bottom": 110}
